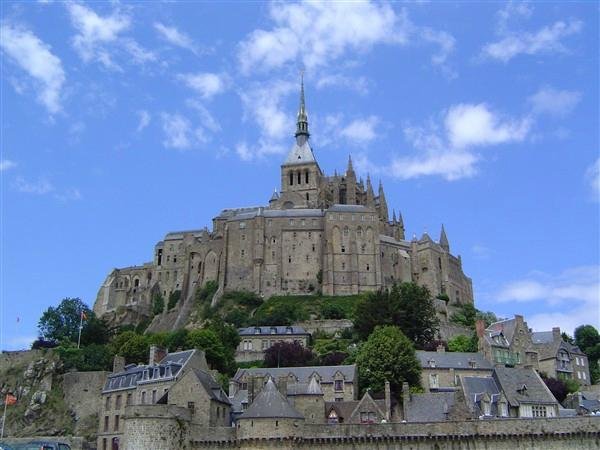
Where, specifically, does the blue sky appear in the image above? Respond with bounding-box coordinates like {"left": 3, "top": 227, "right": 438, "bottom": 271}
{"left": 1, "top": 1, "right": 598, "bottom": 350}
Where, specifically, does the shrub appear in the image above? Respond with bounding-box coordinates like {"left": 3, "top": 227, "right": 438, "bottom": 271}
{"left": 152, "top": 293, "right": 165, "bottom": 316}
{"left": 321, "top": 303, "right": 345, "bottom": 320}
{"left": 264, "top": 341, "right": 316, "bottom": 368}
{"left": 167, "top": 290, "right": 181, "bottom": 310}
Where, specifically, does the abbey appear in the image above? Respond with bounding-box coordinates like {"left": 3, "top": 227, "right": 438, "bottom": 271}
{"left": 93, "top": 81, "right": 473, "bottom": 322}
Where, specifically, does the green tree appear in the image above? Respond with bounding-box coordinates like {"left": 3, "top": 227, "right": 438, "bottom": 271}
{"left": 355, "top": 326, "right": 421, "bottom": 397}
{"left": 448, "top": 334, "right": 478, "bottom": 352}
{"left": 80, "top": 316, "right": 112, "bottom": 346}
{"left": 57, "top": 343, "right": 114, "bottom": 372}
{"left": 38, "top": 298, "right": 94, "bottom": 344}
{"left": 574, "top": 325, "right": 600, "bottom": 384}
{"left": 353, "top": 283, "right": 438, "bottom": 348}
{"left": 561, "top": 332, "right": 574, "bottom": 345}
{"left": 186, "top": 328, "right": 233, "bottom": 374}
{"left": 152, "top": 293, "right": 165, "bottom": 316}
{"left": 253, "top": 302, "right": 308, "bottom": 326}
{"left": 321, "top": 303, "right": 345, "bottom": 320}
{"left": 110, "top": 331, "right": 151, "bottom": 364}
{"left": 449, "top": 304, "right": 477, "bottom": 328}
{"left": 167, "top": 290, "right": 181, "bottom": 310}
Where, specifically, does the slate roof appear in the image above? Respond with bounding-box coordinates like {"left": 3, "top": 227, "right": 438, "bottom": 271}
{"left": 287, "top": 377, "right": 323, "bottom": 396}
{"left": 404, "top": 392, "right": 455, "bottom": 422}
{"left": 283, "top": 141, "right": 316, "bottom": 166}
{"left": 531, "top": 331, "right": 586, "bottom": 360}
{"left": 103, "top": 349, "right": 196, "bottom": 393}
{"left": 462, "top": 376, "right": 502, "bottom": 416}
{"left": 233, "top": 364, "right": 356, "bottom": 384}
{"left": 325, "top": 399, "right": 388, "bottom": 422}
{"left": 416, "top": 351, "right": 493, "bottom": 370}
{"left": 239, "top": 379, "right": 304, "bottom": 419}
{"left": 487, "top": 318, "right": 517, "bottom": 342}
{"left": 238, "top": 325, "right": 309, "bottom": 336}
{"left": 190, "top": 368, "right": 231, "bottom": 405}
{"left": 493, "top": 366, "right": 558, "bottom": 406}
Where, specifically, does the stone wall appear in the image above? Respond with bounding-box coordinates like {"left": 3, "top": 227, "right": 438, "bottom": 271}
{"left": 438, "top": 321, "right": 473, "bottom": 341}
{"left": 122, "top": 404, "right": 191, "bottom": 450}
{"left": 63, "top": 371, "right": 109, "bottom": 434}
{"left": 294, "top": 320, "right": 353, "bottom": 335}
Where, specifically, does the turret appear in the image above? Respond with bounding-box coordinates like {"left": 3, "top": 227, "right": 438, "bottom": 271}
{"left": 378, "top": 180, "right": 389, "bottom": 221}
{"left": 440, "top": 224, "right": 449, "bottom": 251}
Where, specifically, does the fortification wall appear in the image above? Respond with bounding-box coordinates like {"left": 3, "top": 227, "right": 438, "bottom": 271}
{"left": 122, "top": 405, "right": 192, "bottom": 450}
{"left": 294, "top": 319, "right": 353, "bottom": 335}
{"left": 63, "top": 371, "right": 109, "bottom": 428}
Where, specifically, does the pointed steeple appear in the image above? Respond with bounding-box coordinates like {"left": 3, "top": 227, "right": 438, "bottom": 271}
{"left": 378, "top": 180, "right": 388, "bottom": 221}
{"left": 295, "top": 73, "right": 309, "bottom": 145}
{"left": 440, "top": 224, "right": 449, "bottom": 251}
{"left": 366, "top": 174, "right": 375, "bottom": 206}
{"left": 398, "top": 211, "right": 404, "bottom": 228}
{"left": 392, "top": 209, "right": 397, "bottom": 223}
{"left": 347, "top": 155, "right": 355, "bottom": 176}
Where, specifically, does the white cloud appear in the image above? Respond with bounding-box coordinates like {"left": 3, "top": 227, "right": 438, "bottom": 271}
{"left": 482, "top": 19, "right": 582, "bottom": 62}
{"left": 496, "top": 1, "right": 533, "bottom": 33}
{"left": 585, "top": 158, "right": 600, "bottom": 201}
{"left": 316, "top": 74, "right": 369, "bottom": 95}
{"left": 186, "top": 100, "right": 221, "bottom": 133}
{"left": 0, "top": 23, "right": 66, "bottom": 113}
{"left": 0, "top": 159, "right": 17, "bottom": 172}
{"left": 391, "top": 150, "right": 479, "bottom": 181}
{"left": 238, "top": 1, "right": 409, "bottom": 74}
{"left": 178, "top": 72, "right": 228, "bottom": 99}
{"left": 154, "top": 22, "right": 198, "bottom": 54}
{"left": 472, "top": 244, "right": 492, "bottom": 260}
{"left": 136, "top": 110, "right": 151, "bottom": 132}
{"left": 54, "top": 188, "right": 82, "bottom": 202}
{"left": 66, "top": 3, "right": 155, "bottom": 69}
{"left": 528, "top": 86, "right": 581, "bottom": 117}
{"left": 161, "top": 112, "right": 210, "bottom": 150}
{"left": 13, "top": 176, "right": 54, "bottom": 195}
{"left": 496, "top": 266, "right": 600, "bottom": 333}
{"left": 445, "top": 103, "right": 531, "bottom": 149}
{"left": 420, "top": 27, "right": 456, "bottom": 77}
{"left": 340, "top": 116, "right": 380, "bottom": 145}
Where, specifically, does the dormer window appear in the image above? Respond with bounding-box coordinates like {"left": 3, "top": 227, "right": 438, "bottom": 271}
{"left": 517, "top": 384, "right": 528, "bottom": 395}
{"left": 428, "top": 359, "right": 436, "bottom": 368}
{"left": 254, "top": 327, "right": 262, "bottom": 334}
{"left": 468, "top": 360, "right": 476, "bottom": 368}
{"left": 270, "top": 327, "right": 277, "bottom": 334}
{"left": 286, "top": 327, "right": 293, "bottom": 334}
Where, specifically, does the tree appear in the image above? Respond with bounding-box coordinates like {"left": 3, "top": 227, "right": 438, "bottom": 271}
{"left": 353, "top": 283, "right": 439, "bottom": 348}
{"left": 561, "top": 332, "right": 574, "bottom": 345}
{"left": 449, "top": 304, "right": 477, "bottom": 328}
{"left": 574, "top": 325, "right": 600, "bottom": 384}
{"left": 186, "top": 328, "right": 234, "bottom": 374}
{"left": 253, "top": 302, "right": 307, "bottom": 326}
{"left": 110, "top": 331, "right": 151, "bottom": 364}
{"left": 80, "top": 316, "right": 112, "bottom": 346}
{"left": 152, "top": 293, "right": 165, "bottom": 316}
{"left": 542, "top": 376, "right": 568, "bottom": 403}
{"left": 264, "top": 341, "right": 315, "bottom": 368}
{"left": 320, "top": 351, "right": 348, "bottom": 366}
{"left": 355, "top": 326, "right": 421, "bottom": 397}
{"left": 38, "top": 297, "right": 93, "bottom": 344}
{"left": 448, "top": 334, "right": 478, "bottom": 352}
{"left": 321, "top": 303, "right": 345, "bottom": 319}
{"left": 167, "top": 290, "right": 181, "bottom": 310}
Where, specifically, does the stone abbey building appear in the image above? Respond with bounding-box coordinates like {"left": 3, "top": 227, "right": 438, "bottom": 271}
{"left": 93, "top": 81, "right": 473, "bottom": 322}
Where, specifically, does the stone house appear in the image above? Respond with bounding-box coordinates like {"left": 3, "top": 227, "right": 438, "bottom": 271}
{"left": 93, "top": 80, "right": 474, "bottom": 331}
{"left": 461, "top": 376, "right": 509, "bottom": 418}
{"left": 235, "top": 325, "right": 311, "bottom": 362}
{"left": 531, "top": 327, "right": 591, "bottom": 385}
{"left": 326, "top": 382, "right": 393, "bottom": 424}
{"left": 97, "top": 346, "right": 207, "bottom": 450}
{"left": 416, "top": 349, "right": 493, "bottom": 392}
{"left": 478, "top": 315, "right": 539, "bottom": 368}
{"left": 564, "top": 391, "right": 600, "bottom": 415}
{"left": 229, "top": 364, "right": 357, "bottom": 415}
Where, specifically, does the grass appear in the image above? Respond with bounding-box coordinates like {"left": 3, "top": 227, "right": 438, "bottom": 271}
{"left": 253, "top": 293, "right": 366, "bottom": 322}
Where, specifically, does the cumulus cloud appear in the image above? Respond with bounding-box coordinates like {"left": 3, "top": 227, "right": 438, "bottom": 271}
{"left": 340, "top": 116, "right": 380, "bottom": 145}
{"left": 13, "top": 176, "right": 55, "bottom": 195}
{"left": 482, "top": 18, "right": 582, "bottom": 63}
{"left": 0, "top": 159, "right": 17, "bottom": 172}
{"left": 585, "top": 158, "right": 600, "bottom": 201}
{"left": 388, "top": 103, "right": 531, "bottom": 181}
{"left": 316, "top": 74, "right": 369, "bottom": 95}
{"left": 161, "top": 112, "right": 211, "bottom": 150}
{"left": 177, "top": 72, "right": 228, "bottom": 99}
{"left": 528, "top": 86, "right": 581, "bottom": 117}
{"left": 496, "top": 266, "right": 600, "bottom": 333}
{"left": 136, "top": 110, "right": 151, "bottom": 132}
{"left": 154, "top": 22, "right": 199, "bottom": 54}
{"left": 66, "top": 3, "right": 155, "bottom": 69}
{"left": 0, "top": 23, "right": 66, "bottom": 114}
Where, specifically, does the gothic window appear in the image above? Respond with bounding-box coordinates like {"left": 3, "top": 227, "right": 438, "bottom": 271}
{"left": 173, "top": 256, "right": 177, "bottom": 263}
{"left": 357, "top": 227, "right": 362, "bottom": 237}
{"left": 297, "top": 172, "right": 301, "bottom": 184}
{"left": 305, "top": 171, "right": 309, "bottom": 183}
{"left": 272, "top": 237, "right": 276, "bottom": 243}
{"left": 343, "top": 226, "right": 349, "bottom": 237}
{"left": 134, "top": 278, "right": 140, "bottom": 288}
{"left": 289, "top": 172, "right": 294, "bottom": 186}
{"left": 288, "top": 256, "right": 292, "bottom": 263}
{"left": 312, "top": 244, "right": 315, "bottom": 252}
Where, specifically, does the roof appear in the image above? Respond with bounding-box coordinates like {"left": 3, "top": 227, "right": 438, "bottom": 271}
{"left": 493, "top": 366, "right": 558, "bottom": 407}
{"left": 531, "top": 331, "right": 554, "bottom": 344}
{"left": 404, "top": 392, "right": 455, "bottom": 422}
{"left": 233, "top": 364, "right": 357, "bottom": 384}
{"left": 103, "top": 349, "right": 196, "bottom": 393}
{"left": 239, "top": 378, "right": 304, "bottom": 420}
{"left": 215, "top": 207, "right": 324, "bottom": 221}
{"left": 190, "top": 368, "right": 231, "bottom": 405}
{"left": 416, "top": 351, "right": 493, "bottom": 370}
{"left": 462, "top": 376, "right": 502, "bottom": 415}
{"left": 531, "top": 331, "right": 586, "bottom": 359}
{"left": 283, "top": 140, "right": 316, "bottom": 166}
{"left": 238, "top": 325, "right": 309, "bottom": 336}
{"left": 487, "top": 317, "right": 518, "bottom": 342}
{"left": 327, "top": 204, "right": 369, "bottom": 213}
{"left": 287, "top": 377, "right": 323, "bottom": 396}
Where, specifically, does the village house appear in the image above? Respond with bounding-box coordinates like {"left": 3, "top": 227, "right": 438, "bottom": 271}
{"left": 235, "top": 325, "right": 311, "bottom": 362}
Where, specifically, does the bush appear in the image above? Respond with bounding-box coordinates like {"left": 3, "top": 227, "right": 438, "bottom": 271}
{"left": 222, "top": 290, "right": 263, "bottom": 308}
{"left": 253, "top": 301, "right": 308, "bottom": 326}
{"left": 320, "top": 351, "right": 348, "bottom": 366}
{"left": 167, "top": 290, "right": 181, "bottom": 310}
{"left": 447, "top": 334, "right": 478, "bottom": 352}
{"left": 196, "top": 280, "right": 218, "bottom": 303}
{"left": 264, "top": 341, "right": 316, "bottom": 368}
{"left": 321, "top": 303, "right": 345, "bottom": 320}
{"left": 56, "top": 344, "right": 114, "bottom": 372}
{"left": 152, "top": 294, "right": 165, "bottom": 316}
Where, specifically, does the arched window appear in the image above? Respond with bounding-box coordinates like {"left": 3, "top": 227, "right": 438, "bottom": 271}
{"left": 289, "top": 172, "right": 294, "bottom": 186}
{"left": 297, "top": 171, "right": 301, "bottom": 184}
{"left": 343, "top": 226, "right": 349, "bottom": 237}
{"left": 134, "top": 278, "right": 140, "bottom": 287}
{"left": 306, "top": 192, "right": 309, "bottom": 201}
{"left": 357, "top": 227, "right": 363, "bottom": 237}
{"left": 305, "top": 171, "right": 309, "bottom": 183}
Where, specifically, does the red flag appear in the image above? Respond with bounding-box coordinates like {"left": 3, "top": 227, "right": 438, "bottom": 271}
{"left": 81, "top": 311, "right": 87, "bottom": 321}
{"left": 5, "top": 394, "right": 17, "bottom": 406}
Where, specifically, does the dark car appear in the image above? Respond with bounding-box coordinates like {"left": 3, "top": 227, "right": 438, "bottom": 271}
{"left": 8, "top": 443, "right": 71, "bottom": 450}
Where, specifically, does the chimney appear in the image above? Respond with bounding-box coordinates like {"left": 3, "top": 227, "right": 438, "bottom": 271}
{"left": 228, "top": 380, "right": 237, "bottom": 398}
{"left": 384, "top": 381, "right": 391, "bottom": 421}
{"left": 552, "top": 327, "right": 561, "bottom": 341}
{"left": 149, "top": 345, "right": 168, "bottom": 366}
{"left": 475, "top": 320, "right": 485, "bottom": 338}
{"left": 277, "top": 376, "right": 288, "bottom": 398}
{"left": 436, "top": 343, "right": 446, "bottom": 353}
{"left": 112, "top": 355, "right": 125, "bottom": 373}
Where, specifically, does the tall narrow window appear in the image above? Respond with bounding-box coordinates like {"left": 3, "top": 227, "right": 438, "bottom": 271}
{"left": 297, "top": 171, "right": 301, "bottom": 184}
{"left": 306, "top": 193, "right": 309, "bottom": 201}
{"left": 305, "top": 171, "right": 309, "bottom": 183}
{"left": 289, "top": 172, "right": 294, "bottom": 185}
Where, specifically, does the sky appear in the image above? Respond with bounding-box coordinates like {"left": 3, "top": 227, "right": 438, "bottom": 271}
{"left": 1, "top": 1, "right": 598, "bottom": 351}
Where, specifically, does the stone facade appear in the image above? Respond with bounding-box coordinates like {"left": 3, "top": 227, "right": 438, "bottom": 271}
{"left": 93, "top": 82, "right": 473, "bottom": 328}
{"left": 416, "top": 349, "right": 493, "bottom": 392}
{"left": 236, "top": 326, "right": 311, "bottom": 363}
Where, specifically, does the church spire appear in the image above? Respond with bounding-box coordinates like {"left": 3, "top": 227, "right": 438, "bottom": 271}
{"left": 366, "top": 174, "right": 375, "bottom": 206}
{"left": 295, "top": 73, "right": 309, "bottom": 144}
{"left": 440, "top": 224, "right": 449, "bottom": 251}
{"left": 378, "top": 180, "right": 389, "bottom": 221}
{"left": 346, "top": 155, "right": 355, "bottom": 177}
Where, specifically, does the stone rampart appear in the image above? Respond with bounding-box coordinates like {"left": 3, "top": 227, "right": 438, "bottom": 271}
{"left": 63, "top": 370, "right": 109, "bottom": 432}
{"left": 122, "top": 404, "right": 191, "bottom": 450}
{"left": 294, "top": 319, "right": 353, "bottom": 335}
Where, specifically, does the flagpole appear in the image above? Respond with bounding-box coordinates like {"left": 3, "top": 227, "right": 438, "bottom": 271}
{"left": 1, "top": 396, "right": 7, "bottom": 439}
{"left": 77, "top": 310, "right": 83, "bottom": 349}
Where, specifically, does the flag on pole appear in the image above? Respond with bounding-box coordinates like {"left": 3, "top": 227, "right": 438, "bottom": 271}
{"left": 5, "top": 394, "right": 16, "bottom": 406}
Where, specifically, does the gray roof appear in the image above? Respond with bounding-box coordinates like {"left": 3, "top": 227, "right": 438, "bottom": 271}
{"left": 233, "top": 364, "right": 356, "bottom": 384}
{"left": 462, "top": 376, "right": 502, "bottom": 415}
{"left": 216, "top": 207, "right": 324, "bottom": 221}
{"left": 103, "top": 349, "right": 196, "bottom": 393}
{"left": 404, "top": 392, "right": 455, "bottom": 422}
{"left": 327, "top": 204, "right": 369, "bottom": 213}
{"left": 416, "top": 351, "right": 493, "bottom": 370}
{"left": 190, "top": 368, "right": 231, "bottom": 405}
{"left": 287, "top": 377, "right": 323, "bottom": 396}
{"left": 283, "top": 141, "right": 316, "bottom": 166}
{"left": 531, "top": 331, "right": 554, "bottom": 344}
{"left": 238, "top": 325, "right": 309, "bottom": 336}
{"left": 239, "top": 378, "right": 304, "bottom": 419}
{"left": 493, "top": 366, "right": 558, "bottom": 406}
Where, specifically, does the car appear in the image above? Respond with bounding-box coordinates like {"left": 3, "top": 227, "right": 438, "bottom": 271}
{"left": 8, "top": 442, "right": 71, "bottom": 450}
